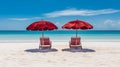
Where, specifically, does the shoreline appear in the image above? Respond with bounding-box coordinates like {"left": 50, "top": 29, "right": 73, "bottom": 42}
{"left": 0, "top": 39, "right": 120, "bottom": 43}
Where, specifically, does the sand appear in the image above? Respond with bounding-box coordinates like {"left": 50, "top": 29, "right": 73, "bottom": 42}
{"left": 0, "top": 41, "right": 120, "bottom": 67}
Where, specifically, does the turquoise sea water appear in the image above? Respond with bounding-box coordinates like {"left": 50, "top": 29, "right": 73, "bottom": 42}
{"left": 0, "top": 30, "right": 120, "bottom": 42}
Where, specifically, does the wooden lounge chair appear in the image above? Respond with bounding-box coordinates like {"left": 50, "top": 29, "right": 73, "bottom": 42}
{"left": 69, "top": 37, "right": 82, "bottom": 49}
{"left": 40, "top": 37, "right": 51, "bottom": 49}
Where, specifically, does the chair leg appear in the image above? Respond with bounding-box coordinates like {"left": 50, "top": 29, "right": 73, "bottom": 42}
{"left": 49, "top": 46, "right": 51, "bottom": 49}
{"left": 69, "top": 45, "right": 71, "bottom": 48}
{"left": 80, "top": 46, "right": 82, "bottom": 49}
{"left": 39, "top": 45, "right": 41, "bottom": 49}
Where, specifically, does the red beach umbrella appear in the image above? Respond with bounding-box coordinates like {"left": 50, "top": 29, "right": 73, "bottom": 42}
{"left": 62, "top": 20, "right": 93, "bottom": 38}
{"left": 26, "top": 20, "right": 58, "bottom": 38}
{"left": 26, "top": 20, "right": 58, "bottom": 48}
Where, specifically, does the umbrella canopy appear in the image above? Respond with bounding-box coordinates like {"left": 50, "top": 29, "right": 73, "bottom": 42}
{"left": 26, "top": 20, "right": 58, "bottom": 31}
{"left": 62, "top": 20, "right": 93, "bottom": 30}
{"left": 62, "top": 20, "right": 93, "bottom": 38}
{"left": 26, "top": 20, "right": 58, "bottom": 38}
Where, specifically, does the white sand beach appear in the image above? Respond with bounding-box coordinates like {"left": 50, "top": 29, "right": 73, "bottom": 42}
{"left": 0, "top": 41, "right": 120, "bottom": 67}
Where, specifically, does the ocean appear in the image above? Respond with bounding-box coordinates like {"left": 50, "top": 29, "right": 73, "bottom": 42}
{"left": 0, "top": 30, "right": 120, "bottom": 43}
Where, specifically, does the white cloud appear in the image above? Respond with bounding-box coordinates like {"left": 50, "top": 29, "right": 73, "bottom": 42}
{"left": 103, "top": 19, "right": 120, "bottom": 28}
{"left": 9, "top": 17, "right": 41, "bottom": 21}
{"left": 55, "top": 22, "right": 60, "bottom": 25}
{"left": 9, "top": 18, "right": 30, "bottom": 21}
{"left": 104, "top": 19, "right": 113, "bottom": 24}
{"left": 44, "top": 9, "right": 120, "bottom": 17}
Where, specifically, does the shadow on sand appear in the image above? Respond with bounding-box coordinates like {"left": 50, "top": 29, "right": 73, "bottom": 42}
{"left": 25, "top": 48, "right": 58, "bottom": 53}
{"left": 62, "top": 48, "right": 95, "bottom": 52}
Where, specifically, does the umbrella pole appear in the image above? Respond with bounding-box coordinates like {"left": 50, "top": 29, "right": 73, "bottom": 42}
{"left": 39, "top": 30, "right": 44, "bottom": 49}
{"left": 42, "top": 30, "right": 44, "bottom": 46}
{"left": 76, "top": 29, "right": 78, "bottom": 45}
{"left": 76, "top": 29, "right": 78, "bottom": 38}
{"left": 42, "top": 30, "right": 44, "bottom": 38}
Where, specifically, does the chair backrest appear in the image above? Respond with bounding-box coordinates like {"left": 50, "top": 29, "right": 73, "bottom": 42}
{"left": 40, "top": 37, "right": 50, "bottom": 45}
{"left": 71, "top": 37, "right": 81, "bottom": 45}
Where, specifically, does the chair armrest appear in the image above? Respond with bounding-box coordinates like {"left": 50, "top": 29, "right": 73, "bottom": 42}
{"left": 50, "top": 41, "right": 52, "bottom": 45}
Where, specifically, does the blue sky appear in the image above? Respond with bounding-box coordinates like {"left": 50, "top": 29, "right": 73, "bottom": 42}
{"left": 0, "top": 0, "right": 120, "bottom": 30}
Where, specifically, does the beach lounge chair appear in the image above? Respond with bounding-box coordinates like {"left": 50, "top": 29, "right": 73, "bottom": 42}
{"left": 69, "top": 37, "right": 82, "bottom": 49}
{"left": 40, "top": 37, "right": 51, "bottom": 49}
